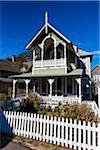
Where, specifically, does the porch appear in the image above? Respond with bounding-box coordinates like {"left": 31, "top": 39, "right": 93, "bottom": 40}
{"left": 12, "top": 76, "right": 82, "bottom": 105}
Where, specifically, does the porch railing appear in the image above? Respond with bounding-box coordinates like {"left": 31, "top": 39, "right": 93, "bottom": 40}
{"left": 41, "top": 95, "right": 79, "bottom": 106}
{"left": 83, "top": 100, "right": 100, "bottom": 117}
{"left": 34, "top": 58, "right": 65, "bottom": 68}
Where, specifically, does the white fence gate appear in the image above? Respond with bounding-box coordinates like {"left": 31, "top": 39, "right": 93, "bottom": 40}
{"left": 0, "top": 111, "right": 100, "bottom": 150}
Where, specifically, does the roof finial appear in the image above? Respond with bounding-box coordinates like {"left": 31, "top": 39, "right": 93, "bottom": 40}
{"left": 45, "top": 11, "right": 48, "bottom": 25}
{"left": 45, "top": 11, "right": 48, "bottom": 34}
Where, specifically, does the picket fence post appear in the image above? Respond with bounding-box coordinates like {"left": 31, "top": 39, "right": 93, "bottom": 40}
{"left": 98, "top": 123, "right": 100, "bottom": 150}
{"left": 30, "top": 113, "right": 33, "bottom": 138}
{"left": 39, "top": 114, "right": 43, "bottom": 141}
{"left": 57, "top": 117, "right": 61, "bottom": 145}
{"left": 46, "top": 115, "right": 49, "bottom": 142}
{"left": 36, "top": 114, "right": 39, "bottom": 140}
{"left": 23, "top": 112, "right": 27, "bottom": 137}
{"left": 83, "top": 121, "right": 86, "bottom": 150}
{"left": 33, "top": 113, "right": 36, "bottom": 139}
{"left": 50, "top": 116, "right": 53, "bottom": 144}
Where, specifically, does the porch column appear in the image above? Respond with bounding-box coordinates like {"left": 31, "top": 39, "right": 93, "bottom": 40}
{"left": 24, "top": 79, "right": 31, "bottom": 97}
{"left": 12, "top": 79, "right": 17, "bottom": 99}
{"left": 48, "top": 79, "right": 55, "bottom": 98}
{"left": 76, "top": 78, "right": 82, "bottom": 103}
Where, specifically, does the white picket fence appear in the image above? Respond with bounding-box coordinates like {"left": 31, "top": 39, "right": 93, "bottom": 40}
{"left": 0, "top": 111, "right": 100, "bottom": 150}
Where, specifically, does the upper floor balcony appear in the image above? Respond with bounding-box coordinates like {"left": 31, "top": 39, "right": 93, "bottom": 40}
{"left": 34, "top": 58, "right": 65, "bottom": 68}
{"left": 32, "top": 36, "right": 77, "bottom": 73}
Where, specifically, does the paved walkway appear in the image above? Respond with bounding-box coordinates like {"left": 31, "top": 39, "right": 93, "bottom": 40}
{"left": 1, "top": 141, "right": 31, "bottom": 150}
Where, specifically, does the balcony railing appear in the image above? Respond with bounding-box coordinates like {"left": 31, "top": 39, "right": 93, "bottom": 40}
{"left": 34, "top": 58, "right": 65, "bottom": 68}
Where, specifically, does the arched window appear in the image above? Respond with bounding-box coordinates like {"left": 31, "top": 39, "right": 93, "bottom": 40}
{"left": 56, "top": 43, "right": 64, "bottom": 59}
{"left": 43, "top": 38, "right": 54, "bottom": 60}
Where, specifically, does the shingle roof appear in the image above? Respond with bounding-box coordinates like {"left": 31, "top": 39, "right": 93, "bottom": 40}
{"left": 0, "top": 77, "right": 12, "bottom": 82}
{"left": 0, "top": 61, "right": 21, "bottom": 73}
{"left": 9, "top": 68, "right": 65, "bottom": 78}
{"left": 67, "top": 69, "right": 83, "bottom": 76}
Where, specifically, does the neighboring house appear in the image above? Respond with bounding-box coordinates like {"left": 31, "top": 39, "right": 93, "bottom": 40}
{"left": 91, "top": 66, "right": 100, "bottom": 107}
{"left": 91, "top": 66, "right": 100, "bottom": 97}
{"left": 0, "top": 57, "right": 20, "bottom": 95}
{"left": 91, "top": 65, "right": 100, "bottom": 87}
{"left": 9, "top": 12, "right": 93, "bottom": 104}
{"left": 0, "top": 59, "right": 32, "bottom": 96}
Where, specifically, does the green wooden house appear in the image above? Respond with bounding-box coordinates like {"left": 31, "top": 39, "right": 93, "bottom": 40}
{"left": 9, "top": 12, "right": 93, "bottom": 105}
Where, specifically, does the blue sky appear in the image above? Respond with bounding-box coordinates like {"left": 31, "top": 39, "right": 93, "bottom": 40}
{"left": 0, "top": 1, "right": 99, "bottom": 69}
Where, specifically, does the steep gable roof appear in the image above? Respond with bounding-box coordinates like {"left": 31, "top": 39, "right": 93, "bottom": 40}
{"left": 25, "top": 23, "right": 71, "bottom": 49}
{"left": 25, "top": 12, "right": 93, "bottom": 60}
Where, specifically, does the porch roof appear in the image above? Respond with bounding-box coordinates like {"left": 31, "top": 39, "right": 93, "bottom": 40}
{"left": 0, "top": 77, "right": 12, "bottom": 82}
{"left": 67, "top": 69, "right": 83, "bottom": 76}
{"left": 9, "top": 68, "right": 83, "bottom": 78}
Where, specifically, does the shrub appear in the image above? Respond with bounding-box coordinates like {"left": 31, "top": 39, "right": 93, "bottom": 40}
{"left": 20, "top": 92, "right": 41, "bottom": 112}
{"left": 57, "top": 104, "right": 99, "bottom": 123}
{"left": 27, "top": 92, "right": 40, "bottom": 103}
{"left": 0, "top": 87, "right": 12, "bottom": 102}
{"left": 0, "top": 93, "right": 8, "bottom": 102}
{"left": 34, "top": 100, "right": 41, "bottom": 111}
{"left": 38, "top": 103, "right": 99, "bottom": 123}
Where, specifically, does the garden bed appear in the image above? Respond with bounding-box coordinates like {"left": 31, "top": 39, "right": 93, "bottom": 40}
{"left": 19, "top": 92, "right": 100, "bottom": 123}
